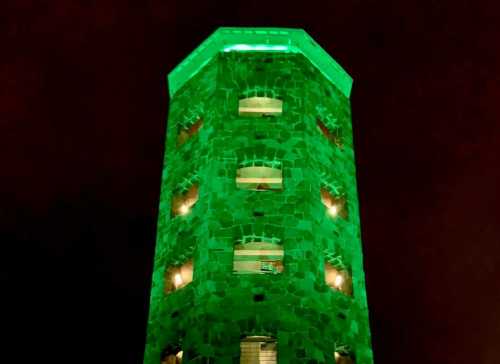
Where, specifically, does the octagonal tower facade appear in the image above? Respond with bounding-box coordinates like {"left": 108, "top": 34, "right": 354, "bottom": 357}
{"left": 144, "top": 28, "right": 374, "bottom": 364}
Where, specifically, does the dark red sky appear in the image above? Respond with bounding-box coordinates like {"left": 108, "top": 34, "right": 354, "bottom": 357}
{"left": 2, "top": 1, "right": 500, "bottom": 363}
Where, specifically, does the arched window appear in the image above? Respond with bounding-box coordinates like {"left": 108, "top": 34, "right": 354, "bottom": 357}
{"left": 236, "top": 166, "right": 282, "bottom": 191}
{"left": 161, "top": 350, "right": 183, "bottom": 364}
{"left": 164, "top": 260, "right": 193, "bottom": 294}
{"left": 233, "top": 242, "right": 284, "bottom": 274}
{"left": 334, "top": 347, "right": 355, "bottom": 364}
{"left": 171, "top": 184, "right": 199, "bottom": 217}
{"left": 320, "top": 188, "right": 347, "bottom": 219}
{"left": 238, "top": 97, "right": 283, "bottom": 117}
{"left": 325, "top": 261, "right": 352, "bottom": 296}
{"left": 177, "top": 117, "right": 203, "bottom": 146}
{"left": 240, "top": 336, "right": 277, "bottom": 364}
{"left": 317, "top": 117, "right": 342, "bottom": 147}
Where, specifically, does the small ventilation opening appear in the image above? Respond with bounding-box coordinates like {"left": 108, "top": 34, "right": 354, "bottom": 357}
{"left": 325, "top": 261, "right": 353, "bottom": 296}
{"left": 171, "top": 184, "right": 199, "bottom": 217}
{"left": 320, "top": 188, "right": 347, "bottom": 219}
{"left": 237, "top": 166, "right": 282, "bottom": 191}
{"left": 233, "top": 242, "right": 284, "bottom": 275}
{"left": 337, "top": 312, "right": 347, "bottom": 320}
{"left": 239, "top": 97, "right": 283, "bottom": 117}
{"left": 253, "top": 293, "right": 265, "bottom": 302}
{"left": 240, "top": 336, "right": 277, "bottom": 364}
{"left": 164, "top": 260, "right": 193, "bottom": 294}
{"left": 177, "top": 117, "right": 203, "bottom": 146}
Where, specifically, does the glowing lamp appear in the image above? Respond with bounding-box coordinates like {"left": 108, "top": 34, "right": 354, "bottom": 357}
{"left": 179, "top": 204, "right": 190, "bottom": 215}
{"left": 328, "top": 204, "right": 339, "bottom": 217}
{"left": 173, "top": 273, "right": 183, "bottom": 288}
{"left": 334, "top": 273, "right": 344, "bottom": 288}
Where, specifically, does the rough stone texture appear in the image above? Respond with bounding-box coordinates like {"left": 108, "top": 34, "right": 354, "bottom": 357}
{"left": 144, "top": 50, "right": 374, "bottom": 364}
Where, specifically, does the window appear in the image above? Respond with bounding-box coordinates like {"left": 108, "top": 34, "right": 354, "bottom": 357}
{"left": 236, "top": 166, "right": 282, "bottom": 191}
{"left": 161, "top": 351, "right": 183, "bottom": 364}
{"left": 164, "top": 260, "right": 193, "bottom": 294}
{"left": 171, "top": 184, "right": 199, "bottom": 216}
{"left": 233, "top": 242, "right": 284, "bottom": 274}
{"left": 320, "top": 188, "right": 347, "bottom": 219}
{"left": 239, "top": 97, "right": 283, "bottom": 117}
{"left": 317, "top": 118, "right": 342, "bottom": 147}
{"left": 335, "top": 349, "right": 355, "bottom": 364}
{"left": 240, "top": 336, "right": 277, "bottom": 364}
{"left": 325, "top": 262, "right": 352, "bottom": 296}
{"left": 177, "top": 117, "right": 203, "bottom": 146}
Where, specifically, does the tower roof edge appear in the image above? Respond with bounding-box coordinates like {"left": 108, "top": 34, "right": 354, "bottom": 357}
{"left": 167, "top": 27, "right": 353, "bottom": 98}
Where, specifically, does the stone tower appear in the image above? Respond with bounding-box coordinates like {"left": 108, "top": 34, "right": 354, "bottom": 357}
{"left": 144, "top": 27, "right": 374, "bottom": 364}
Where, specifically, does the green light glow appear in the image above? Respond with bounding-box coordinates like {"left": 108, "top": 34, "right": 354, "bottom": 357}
{"left": 223, "top": 44, "right": 291, "bottom": 52}
{"left": 168, "top": 27, "right": 353, "bottom": 98}
{"left": 145, "top": 27, "right": 373, "bottom": 364}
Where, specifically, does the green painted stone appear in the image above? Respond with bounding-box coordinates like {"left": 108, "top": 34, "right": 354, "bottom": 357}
{"left": 144, "top": 27, "right": 374, "bottom": 364}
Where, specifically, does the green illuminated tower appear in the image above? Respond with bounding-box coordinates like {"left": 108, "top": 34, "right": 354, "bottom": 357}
{"left": 144, "top": 28, "right": 374, "bottom": 364}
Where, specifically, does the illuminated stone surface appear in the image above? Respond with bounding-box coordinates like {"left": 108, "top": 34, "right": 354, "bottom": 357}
{"left": 144, "top": 27, "right": 374, "bottom": 364}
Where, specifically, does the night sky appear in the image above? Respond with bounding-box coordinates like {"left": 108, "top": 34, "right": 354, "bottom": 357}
{"left": 3, "top": 1, "right": 500, "bottom": 363}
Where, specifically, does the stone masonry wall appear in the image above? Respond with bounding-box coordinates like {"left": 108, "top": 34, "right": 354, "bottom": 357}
{"left": 144, "top": 51, "right": 374, "bottom": 364}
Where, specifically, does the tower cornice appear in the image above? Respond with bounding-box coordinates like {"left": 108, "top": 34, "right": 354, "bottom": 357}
{"left": 168, "top": 27, "right": 353, "bottom": 98}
